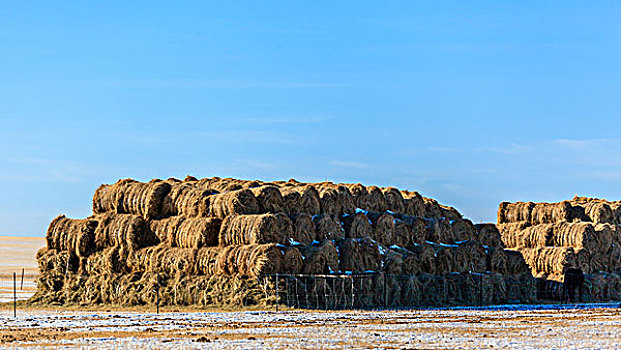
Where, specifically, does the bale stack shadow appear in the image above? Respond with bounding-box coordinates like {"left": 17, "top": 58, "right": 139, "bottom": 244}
{"left": 34, "top": 176, "right": 536, "bottom": 308}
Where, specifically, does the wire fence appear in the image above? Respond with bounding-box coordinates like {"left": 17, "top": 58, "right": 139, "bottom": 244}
{"left": 259, "top": 272, "right": 614, "bottom": 310}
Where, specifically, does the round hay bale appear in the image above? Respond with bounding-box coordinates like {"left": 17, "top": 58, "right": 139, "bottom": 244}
{"left": 367, "top": 212, "right": 395, "bottom": 246}
{"left": 299, "top": 241, "right": 339, "bottom": 274}
{"left": 46, "top": 215, "right": 97, "bottom": 258}
{"left": 166, "top": 182, "right": 215, "bottom": 217}
{"left": 337, "top": 237, "right": 381, "bottom": 273}
{"left": 207, "top": 189, "right": 260, "bottom": 219}
{"left": 432, "top": 245, "right": 454, "bottom": 274}
{"left": 382, "top": 187, "right": 405, "bottom": 214}
{"left": 83, "top": 246, "right": 129, "bottom": 275}
{"left": 250, "top": 185, "right": 284, "bottom": 213}
{"left": 504, "top": 249, "right": 531, "bottom": 275}
{"left": 341, "top": 212, "right": 373, "bottom": 239}
{"left": 219, "top": 214, "right": 288, "bottom": 246}
{"left": 93, "top": 213, "right": 157, "bottom": 251}
{"left": 410, "top": 243, "right": 436, "bottom": 274}
{"left": 400, "top": 275, "right": 422, "bottom": 306}
{"left": 497, "top": 222, "right": 531, "bottom": 248}
{"left": 175, "top": 217, "right": 222, "bottom": 248}
{"left": 281, "top": 186, "right": 321, "bottom": 215}
{"left": 583, "top": 202, "right": 614, "bottom": 224}
{"left": 474, "top": 223, "right": 504, "bottom": 248}
{"left": 346, "top": 183, "right": 372, "bottom": 211}
{"left": 551, "top": 222, "right": 598, "bottom": 251}
{"left": 606, "top": 243, "right": 621, "bottom": 272}
{"left": 392, "top": 219, "right": 412, "bottom": 248}
{"left": 521, "top": 224, "right": 554, "bottom": 248}
{"left": 131, "top": 245, "right": 197, "bottom": 276}
{"left": 218, "top": 244, "right": 282, "bottom": 278}
{"left": 497, "top": 201, "right": 534, "bottom": 224}
{"left": 440, "top": 206, "right": 462, "bottom": 222}
{"left": 92, "top": 179, "right": 172, "bottom": 220}
{"left": 366, "top": 186, "right": 387, "bottom": 212}
{"left": 318, "top": 186, "right": 341, "bottom": 216}
{"left": 382, "top": 248, "right": 404, "bottom": 274}
{"left": 487, "top": 247, "right": 507, "bottom": 274}
{"left": 427, "top": 218, "right": 454, "bottom": 244}
{"left": 451, "top": 219, "right": 477, "bottom": 242}
{"left": 313, "top": 214, "right": 345, "bottom": 241}
{"left": 290, "top": 213, "right": 316, "bottom": 245}
{"left": 149, "top": 216, "right": 185, "bottom": 244}
{"left": 423, "top": 198, "right": 443, "bottom": 219}
{"left": 531, "top": 201, "right": 573, "bottom": 225}
{"left": 280, "top": 247, "right": 303, "bottom": 274}
{"left": 518, "top": 247, "right": 577, "bottom": 276}
{"left": 401, "top": 191, "right": 425, "bottom": 217}
{"left": 195, "top": 247, "right": 221, "bottom": 275}
{"left": 452, "top": 240, "right": 488, "bottom": 273}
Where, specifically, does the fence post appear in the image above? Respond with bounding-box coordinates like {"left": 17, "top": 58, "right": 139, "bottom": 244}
{"left": 350, "top": 275, "right": 355, "bottom": 309}
{"left": 13, "top": 272, "right": 17, "bottom": 318}
{"left": 383, "top": 273, "right": 388, "bottom": 308}
{"left": 156, "top": 273, "right": 160, "bottom": 314}
{"left": 20, "top": 268, "right": 24, "bottom": 290}
{"left": 275, "top": 273, "right": 279, "bottom": 312}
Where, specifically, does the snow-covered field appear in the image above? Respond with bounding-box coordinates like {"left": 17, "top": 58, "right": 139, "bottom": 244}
{"left": 1, "top": 304, "right": 620, "bottom": 349}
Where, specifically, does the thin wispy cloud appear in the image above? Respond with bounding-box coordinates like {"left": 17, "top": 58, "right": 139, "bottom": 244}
{"left": 242, "top": 116, "right": 331, "bottom": 124}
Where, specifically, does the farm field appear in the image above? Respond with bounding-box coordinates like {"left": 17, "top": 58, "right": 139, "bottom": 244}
{"left": 0, "top": 236, "right": 44, "bottom": 303}
{"left": 1, "top": 306, "right": 620, "bottom": 349}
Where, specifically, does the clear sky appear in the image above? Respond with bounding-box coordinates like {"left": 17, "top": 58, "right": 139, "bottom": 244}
{"left": 2, "top": 1, "right": 621, "bottom": 236}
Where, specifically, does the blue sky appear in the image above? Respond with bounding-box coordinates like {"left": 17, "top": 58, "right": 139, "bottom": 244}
{"left": 2, "top": 1, "right": 621, "bottom": 236}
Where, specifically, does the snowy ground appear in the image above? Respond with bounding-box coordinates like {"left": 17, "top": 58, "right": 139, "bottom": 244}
{"left": 1, "top": 304, "right": 620, "bottom": 349}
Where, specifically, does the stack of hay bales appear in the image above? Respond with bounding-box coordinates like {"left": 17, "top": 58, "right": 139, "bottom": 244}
{"left": 497, "top": 197, "right": 621, "bottom": 301}
{"left": 33, "top": 176, "right": 534, "bottom": 308}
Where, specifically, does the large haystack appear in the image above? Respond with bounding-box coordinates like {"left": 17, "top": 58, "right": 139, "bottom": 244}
{"left": 34, "top": 176, "right": 544, "bottom": 308}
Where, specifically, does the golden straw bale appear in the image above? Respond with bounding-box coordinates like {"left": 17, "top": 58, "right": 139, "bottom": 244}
{"left": 440, "top": 206, "right": 462, "bottom": 222}
{"left": 219, "top": 214, "right": 288, "bottom": 246}
{"left": 313, "top": 214, "right": 345, "bottom": 241}
{"left": 367, "top": 212, "right": 395, "bottom": 246}
{"left": 131, "top": 245, "right": 197, "bottom": 276}
{"left": 550, "top": 222, "right": 597, "bottom": 251}
{"left": 474, "top": 223, "right": 504, "bottom": 248}
{"left": 92, "top": 179, "right": 172, "bottom": 219}
{"left": 346, "top": 183, "right": 372, "bottom": 211}
{"left": 300, "top": 240, "right": 339, "bottom": 274}
{"left": 382, "top": 248, "right": 404, "bottom": 274}
{"left": 166, "top": 182, "right": 214, "bottom": 217}
{"left": 497, "top": 222, "right": 531, "bottom": 248}
{"left": 93, "top": 213, "right": 157, "bottom": 251}
{"left": 401, "top": 191, "right": 425, "bottom": 217}
{"left": 274, "top": 212, "right": 294, "bottom": 241}
{"left": 451, "top": 219, "right": 477, "bottom": 242}
{"left": 504, "top": 249, "right": 531, "bottom": 275}
{"left": 46, "top": 215, "right": 97, "bottom": 258}
{"left": 250, "top": 185, "right": 284, "bottom": 213}
{"left": 382, "top": 187, "right": 405, "bottom": 214}
{"left": 366, "top": 186, "right": 387, "bottom": 212}
{"left": 497, "top": 201, "right": 534, "bottom": 224}
{"left": 280, "top": 247, "right": 303, "bottom": 274}
{"left": 83, "top": 246, "right": 130, "bottom": 275}
{"left": 149, "top": 216, "right": 185, "bottom": 244}
{"left": 521, "top": 224, "right": 554, "bottom": 248}
{"left": 174, "top": 217, "right": 221, "bottom": 248}
{"left": 206, "top": 189, "right": 260, "bottom": 219}
{"left": 487, "top": 247, "right": 507, "bottom": 274}
{"left": 290, "top": 213, "right": 316, "bottom": 245}
{"left": 337, "top": 237, "right": 381, "bottom": 273}
{"left": 423, "top": 197, "right": 443, "bottom": 219}
{"left": 582, "top": 202, "right": 614, "bottom": 224}
{"left": 318, "top": 186, "right": 341, "bottom": 216}
{"left": 280, "top": 185, "right": 321, "bottom": 215}
{"left": 195, "top": 247, "right": 221, "bottom": 275}
{"left": 409, "top": 243, "right": 436, "bottom": 274}
{"left": 451, "top": 240, "right": 488, "bottom": 273}
{"left": 341, "top": 212, "right": 373, "bottom": 239}
{"left": 530, "top": 201, "right": 574, "bottom": 225}
{"left": 518, "top": 247, "right": 577, "bottom": 276}
{"left": 427, "top": 218, "right": 454, "bottom": 244}
{"left": 217, "top": 244, "right": 282, "bottom": 277}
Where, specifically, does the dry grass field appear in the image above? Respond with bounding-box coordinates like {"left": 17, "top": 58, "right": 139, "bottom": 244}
{"left": 0, "top": 236, "right": 44, "bottom": 303}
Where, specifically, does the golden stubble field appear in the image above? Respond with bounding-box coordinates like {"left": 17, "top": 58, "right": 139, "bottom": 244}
{"left": 0, "top": 236, "right": 44, "bottom": 303}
